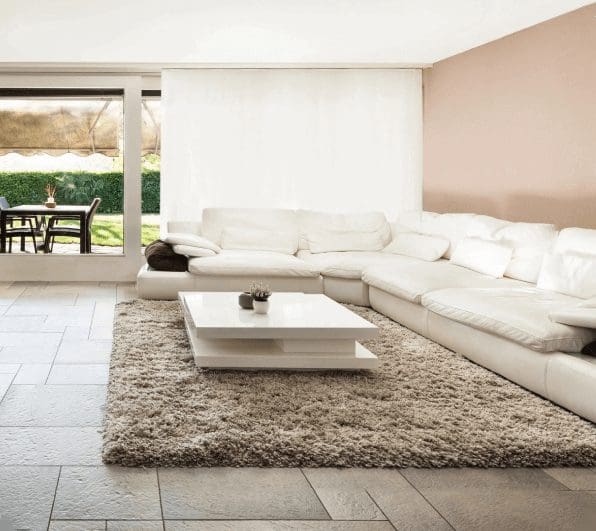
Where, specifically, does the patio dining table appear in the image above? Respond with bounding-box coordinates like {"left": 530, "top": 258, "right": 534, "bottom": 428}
{"left": 0, "top": 204, "right": 91, "bottom": 254}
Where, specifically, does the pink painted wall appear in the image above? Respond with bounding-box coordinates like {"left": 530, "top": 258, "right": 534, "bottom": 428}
{"left": 423, "top": 4, "right": 596, "bottom": 228}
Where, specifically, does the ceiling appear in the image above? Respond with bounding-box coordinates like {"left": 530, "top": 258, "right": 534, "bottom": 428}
{"left": 0, "top": 0, "right": 591, "bottom": 67}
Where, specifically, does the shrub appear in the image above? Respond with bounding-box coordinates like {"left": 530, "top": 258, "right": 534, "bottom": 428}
{"left": 0, "top": 171, "right": 160, "bottom": 214}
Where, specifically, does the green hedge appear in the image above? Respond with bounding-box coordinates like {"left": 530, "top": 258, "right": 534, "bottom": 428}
{"left": 0, "top": 171, "right": 160, "bottom": 214}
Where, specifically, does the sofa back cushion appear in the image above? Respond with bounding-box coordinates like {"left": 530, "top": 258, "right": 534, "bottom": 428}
{"left": 398, "top": 211, "right": 557, "bottom": 280}
{"left": 307, "top": 229, "right": 386, "bottom": 254}
{"left": 201, "top": 208, "right": 299, "bottom": 248}
{"left": 383, "top": 232, "right": 449, "bottom": 261}
{"left": 450, "top": 237, "right": 513, "bottom": 278}
{"left": 495, "top": 223, "right": 557, "bottom": 283}
{"left": 298, "top": 210, "right": 391, "bottom": 251}
{"left": 220, "top": 227, "right": 298, "bottom": 255}
{"left": 537, "top": 252, "right": 596, "bottom": 299}
{"left": 555, "top": 228, "right": 596, "bottom": 257}
{"left": 398, "top": 211, "right": 478, "bottom": 258}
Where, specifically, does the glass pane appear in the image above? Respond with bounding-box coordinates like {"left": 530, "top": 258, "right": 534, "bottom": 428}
{"left": 0, "top": 93, "right": 124, "bottom": 255}
{"left": 141, "top": 94, "right": 160, "bottom": 249}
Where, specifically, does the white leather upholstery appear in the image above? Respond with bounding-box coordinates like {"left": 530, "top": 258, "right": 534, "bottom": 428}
{"left": 220, "top": 227, "right": 298, "bottom": 255}
{"left": 297, "top": 250, "right": 416, "bottom": 280}
{"left": 297, "top": 210, "right": 391, "bottom": 250}
{"left": 398, "top": 211, "right": 477, "bottom": 258}
{"left": 137, "top": 264, "right": 322, "bottom": 299}
{"left": 397, "top": 211, "right": 557, "bottom": 280}
{"left": 143, "top": 210, "right": 596, "bottom": 423}
{"left": 495, "top": 222, "right": 557, "bottom": 282}
{"left": 363, "top": 260, "right": 524, "bottom": 304}
{"left": 546, "top": 353, "right": 596, "bottom": 424}
{"left": 322, "top": 277, "right": 370, "bottom": 306}
{"left": 188, "top": 250, "right": 320, "bottom": 278}
{"left": 549, "top": 297, "right": 596, "bottom": 328}
{"left": 369, "top": 286, "right": 430, "bottom": 336}
{"left": 422, "top": 287, "right": 596, "bottom": 353}
{"left": 201, "top": 208, "right": 299, "bottom": 245}
{"left": 426, "top": 310, "right": 551, "bottom": 397}
{"left": 369, "top": 286, "right": 596, "bottom": 422}
{"left": 555, "top": 227, "right": 596, "bottom": 256}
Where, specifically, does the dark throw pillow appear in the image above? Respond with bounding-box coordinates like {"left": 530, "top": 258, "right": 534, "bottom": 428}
{"left": 145, "top": 240, "right": 188, "bottom": 272}
{"left": 582, "top": 341, "right": 596, "bottom": 357}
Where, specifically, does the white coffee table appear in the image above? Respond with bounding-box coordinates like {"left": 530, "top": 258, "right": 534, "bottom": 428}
{"left": 179, "top": 292, "right": 379, "bottom": 370}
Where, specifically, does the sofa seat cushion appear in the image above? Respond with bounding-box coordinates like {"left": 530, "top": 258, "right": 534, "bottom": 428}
{"left": 421, "top": 287, "right": 596, "bottom": 353}
{"left": 297, "top": 250, "right": 416, "bottom": 280}
{"left": 363, "top": 260, "right": 525, "bottom": 304}
{"left": 188, "top": 250, "right": 320, "bottom": 278}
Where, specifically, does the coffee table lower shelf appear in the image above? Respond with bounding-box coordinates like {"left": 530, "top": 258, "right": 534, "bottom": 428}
{"left": 183, "top": 310, "right": 378, "bottom": 370}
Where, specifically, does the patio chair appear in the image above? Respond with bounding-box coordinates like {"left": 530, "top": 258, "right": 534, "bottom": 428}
{"left": 0, "top": 196, "right": 44, "bottom": 253}
{"left": 44, "top": 197, "right": 102, "bottom": 253}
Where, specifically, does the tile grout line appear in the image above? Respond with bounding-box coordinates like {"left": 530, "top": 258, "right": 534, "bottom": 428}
{"left": 87, "top": 299, "right": 98, "bottom": 341}
{"left": 156, "top": 467, "right": 166, "bottom": 530}
{"left": 0, "top": 368, "right": 18, "bottom": 405}
{"left": 299, "top": 468, "right": 333, "bottom": 521}
{"left": 47, "top": 465, "right": 62, "bottom": 531}
{"left": 363, "top": 488, "right": 397, "bottom": 530}
{"left": 396, "top": 471, "right": 456, "bottom": 531}
{"left": 44, "top": 297, "right": 97, "bottom": 385}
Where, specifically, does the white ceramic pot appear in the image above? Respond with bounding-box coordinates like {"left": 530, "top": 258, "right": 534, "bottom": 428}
{"left": 253, "top": 299, "right": 270, "bottom": 314}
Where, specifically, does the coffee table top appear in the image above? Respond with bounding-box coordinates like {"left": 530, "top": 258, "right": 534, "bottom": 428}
{"left": 179, "top": 292, "right": 379, "bottom": 340}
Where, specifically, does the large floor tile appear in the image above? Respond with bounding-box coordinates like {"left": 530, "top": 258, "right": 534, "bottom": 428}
{"left": 13, "top": 363, "right": 53, "bottom": 384}
{"left": 92, "top": 302, "right": 117, "bottom": 327}
{"left": 54, "top": 339, "right": 112, "bottom": 364}
{"left": 401, "top": 467, "right": 569, "bottom": 491}
{"left": 53, "top": 466, "right": 162, "bottom": 520}
{"left": 49, "top": 520, "right": 107, "bottom": 531}
{"left": 302, "top": 468, "right": 388, "bottom": 520}
{"left": 0, "top": 465, "right": 60, "bottom": 531}
{"left": 12, "top": 293, "right": 78, "bottom": 306}
{"left": 0, "top": 345, "right": 58, "bottom": 363}
{"left": 0, "top": 315, "right": 47, "bottom": 332}
{"left": 43, "top": 311, "right": 95, "bottom": 330}
{"left": 0, "top": 331, "right": 62, "bottom": 348}
{"left": 47, "top": 364, "right": 110, "bottom": 385}
{"left": 165, "top": 522, "right": 394, "bottom": 531}
{"left": 419, "top": 489, "right": 596, "bottom": 531}
{"left": 0, "top": 285, "right": 25, "bottom": 305}
{"left": 303, "top": 468, "right": 450, "bottom": 529}
{"left": 89, "top": 325, "right": 113, "bottom": 341}
{"left": 0, "top": 427, "right": 103, "bottom": 465}
{"left": 0, "top": 384, "right": 106, "bottom": 426}
{"left": 545, "top": 468, "right": 596, "bottom": 491}
{"left": 0, "top": 362, "right": 20, "bottom": 373}
{"left": 159, "top": 468, "right": 329, "bottom": 520}
{"left": 107, "top": 521, "right": 164, "bottom": 530}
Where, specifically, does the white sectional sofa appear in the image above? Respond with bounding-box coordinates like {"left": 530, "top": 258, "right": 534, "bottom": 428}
{"left": 137, "top": 208, "right": 596, "bottom": 423}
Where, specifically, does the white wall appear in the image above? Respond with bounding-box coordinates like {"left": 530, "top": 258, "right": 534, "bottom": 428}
{"left": 161, "top": 68, "right": 422, "bottom": 224}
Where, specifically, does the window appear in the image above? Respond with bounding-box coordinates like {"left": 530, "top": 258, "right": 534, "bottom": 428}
{"left": 0, "top": 88, "right": 125, "bottom": 254}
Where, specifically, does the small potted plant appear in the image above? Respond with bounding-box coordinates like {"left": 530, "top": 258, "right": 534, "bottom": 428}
{"left": 250, "top": 281, "right": 272, "bottom": 314}
{"left": 44, "top": 184, "right": 57, "bottom": 208}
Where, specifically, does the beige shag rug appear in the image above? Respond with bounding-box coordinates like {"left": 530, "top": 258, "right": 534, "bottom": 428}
{"left": 103, "top": 300, "right": 596, "bottom": 467}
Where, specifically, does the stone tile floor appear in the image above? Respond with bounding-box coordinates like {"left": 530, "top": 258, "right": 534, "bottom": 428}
{"left": 0, "top": 281, "right": 595, "bottom": 531}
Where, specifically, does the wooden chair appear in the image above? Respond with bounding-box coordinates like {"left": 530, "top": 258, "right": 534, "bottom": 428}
{"left": 0, "top": 196, "right": 44, "bottom": 253}
{"left": 44, "top": 198, "right": 102, "bottom": 253}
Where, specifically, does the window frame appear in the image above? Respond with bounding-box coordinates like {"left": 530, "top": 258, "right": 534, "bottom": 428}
{"left": 0, "top": 74, "right": 143, "bottom": 281}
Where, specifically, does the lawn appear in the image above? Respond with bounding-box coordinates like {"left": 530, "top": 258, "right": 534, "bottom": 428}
{"left": 55, "top": 214, "right": 160, "bottom": 247}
